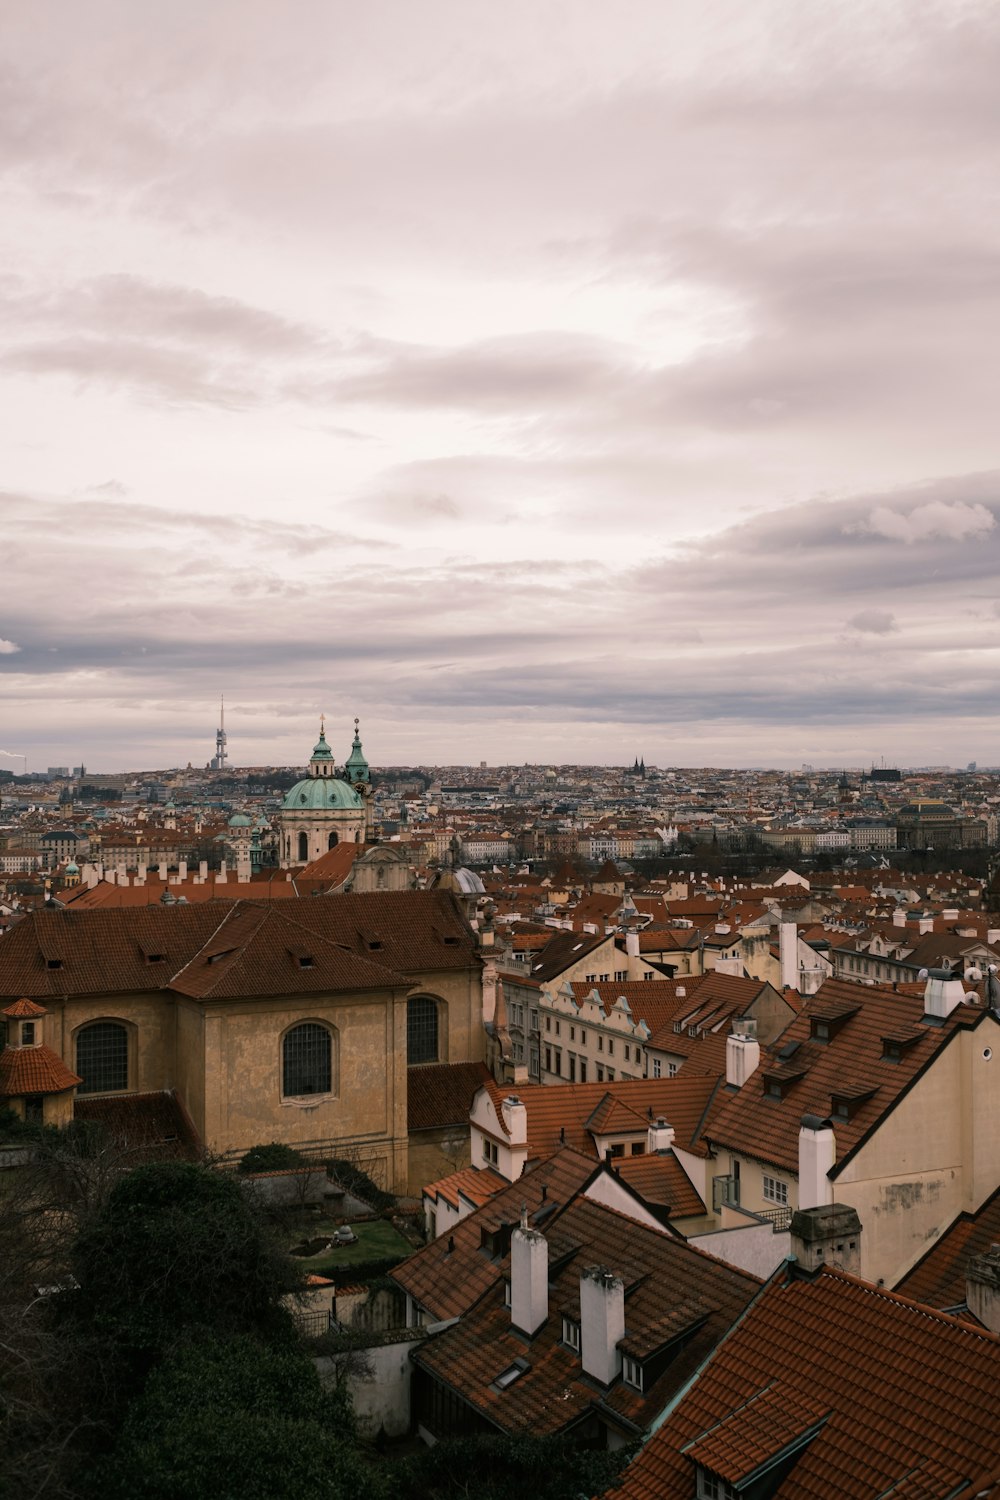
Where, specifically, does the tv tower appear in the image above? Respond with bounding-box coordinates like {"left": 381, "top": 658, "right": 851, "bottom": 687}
{"left": 211, "top": 696, "right": 228, "bottom": 770}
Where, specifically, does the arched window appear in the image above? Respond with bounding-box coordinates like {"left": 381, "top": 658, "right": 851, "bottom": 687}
{"left": 76, "top": 1021, "right": 129, "bottom": 1094}
{"left": 407, "top": 996, "right": 439, "bottom": 1066}
{"left": 297, "top": 831, "right": 309, "bottom": 863}
{"left": 283, "top": 1022, "right": 332, "bottom": 1097}
{"left": 328, "top": 832, "right": 339, "bottom": 850}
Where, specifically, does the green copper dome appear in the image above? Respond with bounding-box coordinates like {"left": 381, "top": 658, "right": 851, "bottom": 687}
{"left": 281, "top": 777, "right": 363, "bottom": 812}
{"left": 228, "top": 812, "right": 253, "bottom": 828}
{"left": 311, "top": 726, "right": 334, "bottom": 761}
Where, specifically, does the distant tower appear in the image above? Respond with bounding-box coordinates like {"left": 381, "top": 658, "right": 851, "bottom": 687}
{"left": 212, "top": 696, "right": 228, "bottom": 771}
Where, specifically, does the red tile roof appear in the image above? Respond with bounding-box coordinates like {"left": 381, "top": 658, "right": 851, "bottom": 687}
{"left": 73, "top": 1089, "right": 201, "bottom": 1161}
{"left": 706, "top": 978, "right": 989, "bottom": 1174}
{"left": 0, "top": 891, "right": 479, "bottom": 1003}
{"left": 609, "top": 1267, "right": 1000, "bottom": 1499}
{"left": 0, "top": 1043, "right": 81, "bottom": 1096}
{"left": 408, "top": 1061, "right": 493, "bottom": 1133}
{"left": 894, "top": 1182, "right": 1000, "bottom": 1312}
{"left": 613, "top": 1152, "right": 706, "bottom": 1218}
{"left": 478, "top": 1074, "right": 724, "bottom": 1160}
{"left": 393, "top": 1147, "right": 596, "bottom": 1321}
{"left": 2, "top": 997, "right": 46, "bottom": 1017}
{"left": 413, "top": 1195, "right": 759, "bottom": 1439}
{"left": 423, "top": 1165, "right": 507, "bottom": 1213}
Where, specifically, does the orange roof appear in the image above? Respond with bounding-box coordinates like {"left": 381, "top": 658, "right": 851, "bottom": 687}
{"left": 707, "top": 978, "right": 989, "bottom": 1174}
{"left": 423, "top": 1165, "right": 507, "bottom": 1212}
{"left": 2, "top": 997, "right": 47, "bottom": 1017}
{"left": 610, "top": 1267, "right": 1000, "bottom": 1499}
{"left": 480, "top": 1074, "right": 723, "bottom": 1159}
{"left": 0, "top": 1044, "right": 81, "bottom": 1097}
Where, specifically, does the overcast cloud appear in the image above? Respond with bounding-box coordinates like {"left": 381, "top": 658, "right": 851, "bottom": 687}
{"left": 2, "top": 0, "right": 999, "bottom": 770}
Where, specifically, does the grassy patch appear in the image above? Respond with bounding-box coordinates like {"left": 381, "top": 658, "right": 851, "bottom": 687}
{"left": 292, "top": 1219, "right": 411, "bottom": 1276}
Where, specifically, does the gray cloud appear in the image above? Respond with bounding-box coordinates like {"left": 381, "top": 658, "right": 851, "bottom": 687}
{"left": 848, "top": 609, "right": 897, "bottom": 636}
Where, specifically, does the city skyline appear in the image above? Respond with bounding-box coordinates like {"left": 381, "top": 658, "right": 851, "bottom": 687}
{"left": 3, "top": 1, "right": 1000, "bottom": 769}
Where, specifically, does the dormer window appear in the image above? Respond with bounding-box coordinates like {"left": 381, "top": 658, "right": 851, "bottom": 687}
{"left": 696, "top": 1471, "right": 739, "bottom": 1500}
{"left": 622, "top": 1355, "right": 643, "bottom": 1391}
{"left": 561, "top": 1316, "right": 581, "bottom": 1351}
{"left": 46, "top": 959, "right": 62, "bottom": 971}
{"left": 811, "top": 1019, "right": 831, "bottom": 1042}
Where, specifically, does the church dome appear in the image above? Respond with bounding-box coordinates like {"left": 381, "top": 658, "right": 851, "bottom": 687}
{"left": 281, "top": 778, "right": 363, "bottom": 812}
{"left": 228, "top": 812, "right": 253, "bottom": 828}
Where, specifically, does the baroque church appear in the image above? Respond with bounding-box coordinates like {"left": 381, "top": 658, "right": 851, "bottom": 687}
{"left": 0, "top": 721, "right": 490, "bottom": 1192}
{"left": 277, "top": 719, "right": 373, "bottom": 867}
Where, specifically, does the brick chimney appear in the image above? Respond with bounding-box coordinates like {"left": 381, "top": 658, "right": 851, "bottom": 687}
{"left": 580, "top": 1266, "right": 625, "bottom": 1386}
{"left": 510, "top": 1212, "right": 548, "bottom": 1338}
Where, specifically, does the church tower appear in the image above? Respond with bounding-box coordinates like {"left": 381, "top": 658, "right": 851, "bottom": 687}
{"left": 276, "top": 720, "right": 369, "bottom": 868}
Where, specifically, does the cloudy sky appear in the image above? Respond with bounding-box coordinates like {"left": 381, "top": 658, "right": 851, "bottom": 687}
{"left": 3, "top": 0, "right": 999, "bottom": 772}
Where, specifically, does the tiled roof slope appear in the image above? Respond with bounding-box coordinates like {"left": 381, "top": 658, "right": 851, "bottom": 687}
{"left": 895, "top": 1182, "right": 1000, "bottom": 1312}
{"left": 479, "top": 1074, "right": 724, "bottom": 1159}
{"left": 2, "top": 997, "right": 47, "bottom": 1017}
{"left": 414, "top": 1196, "right": 759, "bottom": 1438}
{"left": 0, "top": 1044, "right": 81, "bottom": 1096}
{"left": 408, "top": 1061, "right": 493, "bottom": 1132}
{"left": 73, "top": 1090, "right": 201, "bottom": 1161}
{"left": 613, "top": 1152, "right": 706, "bottom": 1218}
{"left": 0, "top": 891, "right": 478, "bottom": 1002}
{"left": 607, "top": 1268, "right": 1000, "bottom": 1499}
{"left": 525, "top": 929, "right": 608, "bottom": 983}
{"left": 706, "top": 979, "right": 985, "bottom": 1174}
{"left": 423, "top": 1165, "right": 507, "bottom": 1213}
{"left": 393, "top": 1147, "right": 596, "bottom": 1321}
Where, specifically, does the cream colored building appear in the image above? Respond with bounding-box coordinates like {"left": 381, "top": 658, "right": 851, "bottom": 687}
{"left": 0, "top": 891, "right": 486, "bottom": 1193}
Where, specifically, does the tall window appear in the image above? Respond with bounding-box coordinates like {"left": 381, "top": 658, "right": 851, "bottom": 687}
{"left": 327, "top": 832, "right": 338, "bottom": 849}
{"left": 297, "top": 831, "right": 309, "bottom": 862}
{"left": 407, "top": 996, "right": 439, "bottom": 1065}
{"left": 76, "top": 1021, "right": 128, "bottom": 1094}
{"left": 283, "top": 1022, "right": 332, "bottom": 1097}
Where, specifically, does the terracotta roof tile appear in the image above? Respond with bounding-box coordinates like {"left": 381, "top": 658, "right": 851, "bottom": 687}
{"left": 706, "top": 978, "right": 987, "bottom": 1174}
{"left": 2, "top": 997, "right": 47, "bottom": 1017}
{"left": 73, "top": 1089, "right": 201, "bottom": 1161}
{"left": 895, "top": 1182, "right": 1000, "bottom": 1311}
{"left": 393, "top": 1148, "right": 596, "bottom": 1321}
{"left": 413, "top": 1196, "right": 760, "bottom": 1439}
{"left": 408, "top": 1061, "right": 493, "bottom": 1132}
{"left": 0, "top": 1044, "right": 81, "bottom": 1096}
{"left": 609, "top": 1268, "right": 1000, "bottom": 1499}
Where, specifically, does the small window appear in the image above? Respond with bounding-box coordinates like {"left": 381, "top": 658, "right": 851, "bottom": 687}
{"left": 652, "top": 1058, "right": 662, "bottom": 1078}
{"left": 598, "top": 1037, "right": 604, "bottom": 1052}
{"left": 569, "top": 1026, "right": 576, "bottom": 1041}
{"left": 546, "top": 1017, "right": 551, "bottom": 1032}
{"left": 482, "top": 1138, "right": 499, "bottom": 1166}
{"left": 21, "top": 1021, "right": 35, "bottom": 1046}
{"left": 697, "top": 1472, "right": 739, "bottom": 1500}
{"left": 622, "top": 1355, "right": 643, "bottom": 1390}
{"left": 624, "top": 1044, "right": 630, "bottom": 1061}
{"left": 610, "top": 1142, "right": 625, "bottom": 1158}
{"left": 763, "top": 1174, "right": 788, "bottom": 1205}
{"left": 580, "top": 1030, "right": 587, "bottom": 1044}
{"left": 561, "top": 1317, "right": 581, "bottom": 1351}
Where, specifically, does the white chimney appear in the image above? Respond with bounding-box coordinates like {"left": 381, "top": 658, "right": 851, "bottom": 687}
{"left": 237, "top": 858, "right": 251, "bottom": 884}
{"left": 892, "top": 908, "right": 906, "bottom": 928}
{"left": 501, "top": 1094, "right": 528, "bottom": 1147}
{"left": 217, "top": 861, "right": 227, "bottom": 884}
{"left": 580, "top": 1266, "right": 625, "bottom": 1386}
{"left": 178, "top": 860, "right": 188, "bottom": 882}
{"left": 918, "top": 916, "right": 933, "bottom": 934}
{"left": 941, "top": 908, "right": 959, "bottom": 923}
{"left": 647, "top": 1116, "right": 675, "bottom": 1153}
{"left": 198, "top": 860, "right": 208, "bottom": 884}
{"left": 725, "top": 1026, "right": 760, "bottom": 1088}
{"left": 924, "top": 970, "right": 967, "bottom": 1020}
{"left": 625, "top": 931, "right": 639, "bottom": 958}
{"left": 715, "top": 922, "right": 731, "bottom": 935}
{"left": 798, "top": 1115, "right": 836, "bottom": 1210}
{"left": 510, "top": 1217, "right": 548, "bottom": 1338}
{"left": 779, "top": 921, "right": 798, "bottom": 991}
{"left": 988, "top": 929, "right": 1000, "bottom": 947}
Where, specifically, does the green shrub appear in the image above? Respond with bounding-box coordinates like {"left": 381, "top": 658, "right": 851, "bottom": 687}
{"left": 238, "top": 1141, "right": 309, "bottom": 1174}
{"left": 325, "top": 1157, "right": 395, "bottom": 1212}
